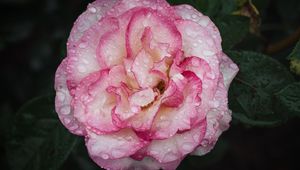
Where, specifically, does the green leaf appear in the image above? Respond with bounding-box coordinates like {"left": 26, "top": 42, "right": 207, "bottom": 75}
{"left": 275, "top": 82, "right": 300, "bottom": 117}
{"left": 6, "top": 95, "right": 79, "bottom": 170}
{"left": 288, "top": 40, "right": 300, "bottom": 75}
{"left": 227, "top": 51, "right": 295, "bottom": 127}
{"left": 288, "top": 40, "right": 300, "bottom": 60}
{"left": 215, "top": 15, "right": 250, "bottom": 50}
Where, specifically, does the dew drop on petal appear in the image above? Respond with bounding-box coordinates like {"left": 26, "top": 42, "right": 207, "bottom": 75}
{"left": 199, "top": 17, "right": 209, "bottom": 27}
{"left": 163, "top": 152, "right": 178, "bottom": 162}
{"left": 79, "top": 42, "right": 87, "bottom": 48}
{"left": 143, "top": 0, "right": 150, "bottom": 5}
{"left": 203, "top": 50, "right": 215, "bottom": 56}
{"left": 69, "top": 49, "right": 76, "bottom": 54}
{"left": 69, "top": 124, "right": 79, "bottom": 131}
{"left": 77, "top": 65, "right": 87, "bottom": 73}
{"left": 88, "top": 7, "right": 97, "bottom": 13}
{"left": 193, "top": 134, "right": 200, "bottom": 142}
{"left": 112, "top": 150, "right": 125, "bottom": 158}
{"left": 149, "top": 150, "right": 159, "bottom": 155}
{"left": 101, "top": 153, "right": 109, "bottom": 160}
{"left": 182, "top": 143, "right": 194, "bottom": 152}
{"left": 56, "top": 91, "right": 65, "bottom": 102}
{"left": 206, "top": 72, "right": 215, "bottom": 79}
{"left": 201, "top": 139, "right": 209, "bottom": 147}
{"left": 159, "top": 120, "right": 171, "bottom": 128}
{"left": 60, "top": 105, "right": 71, "bottom": 115}
{"left": 191, "top": 14, "right": 197, "bottom": 19}
{"left": 131, "top": 106, "right": 140, "bottom": 113}
{"left": 63, "top": 118, "right": 71, "bottom": 124}
{"left": 75, "top": 129, "right": 83, "bottom": 134}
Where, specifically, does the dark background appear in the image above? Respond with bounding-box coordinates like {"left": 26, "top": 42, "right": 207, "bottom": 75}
{"left": 1, "top": 0, "right": 300, "bottom": 170}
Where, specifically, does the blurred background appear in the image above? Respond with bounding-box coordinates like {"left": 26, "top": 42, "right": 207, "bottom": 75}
{"left": 0, "top": 0, "right": 300, "bottom": 169}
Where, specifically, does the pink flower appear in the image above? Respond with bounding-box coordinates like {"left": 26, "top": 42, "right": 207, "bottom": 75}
{"left": 54, "top": 0, "right": 239, "bottom": 169}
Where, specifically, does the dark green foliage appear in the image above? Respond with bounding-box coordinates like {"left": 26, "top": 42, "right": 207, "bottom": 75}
{"left": 275, "top": 82, "right": 300, "bottom": 117}
{"left": 215, "top": 16, "right": 250, "bottom": 50}
{"left": 6, "top": 95, "right": 79, "bottom": 170}
{"left": 1, "top": 0, "right": 300, "bottom": 170}
{"left": 228, "top": 51, "right": 295, "bottom": 126}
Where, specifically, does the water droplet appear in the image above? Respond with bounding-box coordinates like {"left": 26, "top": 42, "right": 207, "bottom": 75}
{"left": 213, "top": 101, "right": 220, "bottom": 108}
{"left": 131, "top": 106, "right": 139, "bottom": 113}
{"left": 193, "top": 134, "right": 199, "bottom": 141}
{"left": 149, "top": 150, "right": 159, "bottom": 155}
{"left": 201, "top": 139, "right": 209, "bottom": 147}
{"left": 117, "top": 138, "right": 126, "bottom": 145}
{"left": 69, "top": 124, "right": 78, "bottom": 130}
{"left": 56, "top": 91, "right": 65, "bottom": 102}
{"left": 79, "top": 42, "right": 87, "bottom": 48}
{"left": 72, "top": 57, "right": 78, "bottom": 61}
{"left": 82, "top": 58, "right": 90, "bottom": 64}
{"left": 75, "top": 129, "right": 83, "bottom": 134}
{"left": 69, "top": 49, "right": 76, "bottom": 54}
{"left": 159, "top": 115, "right": 166, "bottom": 120}
{"left": 143, "top": 1, "right": 150, "bottom": 5}
{"left": 60, "top": 105, "right": 71, "bottom": 115}
{"left": 125, "top": 136, "right": 133, "bottom": 141}
{"left": 182, "top": 143, "right": 194, "bottom": 151}
{"left": 173, "top": 73, "right": 184, "bottom": 80}
{"left": 159, "top": 120, "right": 171, "bottom": 128}
{"left": 203, "top": 50, "right": 215, "bottom": 56}
{"left": 191, "top": 14, "right": 197, "bottom": 19}
{"left": 112, "top": 150, "right": 125, "bottom": 158}
{"left": 63, "top": 118, "right": 71, "bottom": 124}
{"left": 192, "top": 43, "right": 198, "bottom": 47}
{"left": 206, "top": 72, "right": 215, "bottom": 79}
{"left": 163, "top": 152, "right": 178, "bottom": 162}
{"left": 187, "top": 5, "right": 194, "bottom": 9}
{"left": 101, "top": 153, "right": 109, "bottom": 159}
{"left": 88, "top": 7, "right": 97, "bottom": 13}
{"left": 198, "top": 17, "right": 209, "bottom": 27}
{"left": 77, "top": 65, "right": 87, "bottom": 73}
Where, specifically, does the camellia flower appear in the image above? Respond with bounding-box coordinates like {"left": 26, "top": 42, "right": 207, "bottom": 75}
{"left": 54, "top": 0, "right": 239, "bottom": 169}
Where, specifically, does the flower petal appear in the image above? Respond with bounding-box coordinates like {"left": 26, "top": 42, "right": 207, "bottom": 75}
{"left": 96, "top": 28, "right": 126, "bottom": 68}
{"left": 86, "top": 129, "right": 147, "bottom": 160}
{"left": 126, "top": 99, "right": 162, "bottom": 132}
{"left": 176, "top": 20, "right": 221, "bottom": 119}
{"left": 174, "top": 4, "right": 222, "bottom": 51}
{"left": 89, "top": 156, "right": 181, "bottom": 170}
{"left": 149, "top": 72, "right": 203, "bottom": 139}
{"left": 55, "top": 59, "right": 86, "bottom": 135}
{"left": 146, "top": 121, "right": 206, "bottom": 163}
{"left": 219, "top": 53, "right": 239, "bottom": 89}
{"left": 72, "top": 70, "right": 120, "bottom": 134}
{"left": 67, "top": 17, "right": 120, "bottom": 85}
{"left": 192, "top": 75, "right": 231, "bottom": 156}
{"left": 68, "top": 0, "right": 120, "bottom": 43}
{"left": 126, "top": 8, "right": 182, "bottom": 59}
{"left": 130, "top": 88, "right": 156, "bottom": 107}
{"left": 131, "top": 50, "right": 160, "bottom": 88}
{"left": 109, "top": 0, "right": 178, "bottom": 19}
